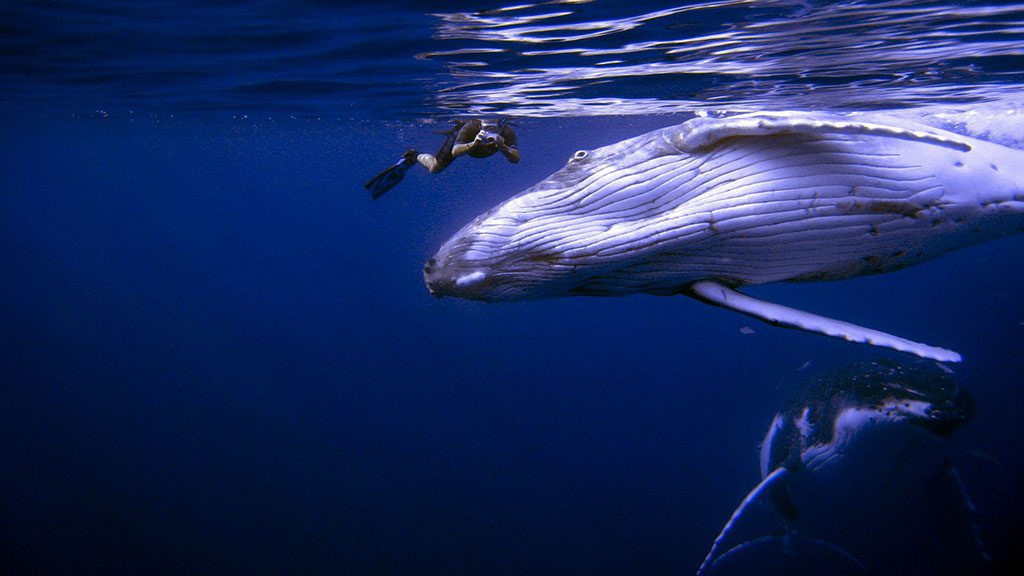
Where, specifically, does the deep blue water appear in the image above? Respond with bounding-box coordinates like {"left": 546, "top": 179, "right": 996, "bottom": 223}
{"left": 2, "top": 1, "right": 1024, "bottom": 575}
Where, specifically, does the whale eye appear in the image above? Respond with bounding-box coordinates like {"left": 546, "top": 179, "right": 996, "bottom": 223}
{"left": 570, "top": 150, "right": 588, "bottom": 162}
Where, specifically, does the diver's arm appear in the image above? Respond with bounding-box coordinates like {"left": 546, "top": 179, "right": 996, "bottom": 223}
{"left": 451, "top": 120, "right": 482, "bottom": 157}
{"left": 499, "top": 142, "right": 520, "bottom": 163}
{"left": 498, "top": 127, "right": 520, "bottom": 163}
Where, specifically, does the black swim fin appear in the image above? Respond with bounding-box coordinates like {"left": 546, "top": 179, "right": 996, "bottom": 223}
{"left": 364, "top": 150, "right": 418, "bottom": 200}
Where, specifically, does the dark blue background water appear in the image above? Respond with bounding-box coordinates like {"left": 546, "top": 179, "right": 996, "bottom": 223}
{"left": 2, "top": 2, "right": 1024, "bottom": 575}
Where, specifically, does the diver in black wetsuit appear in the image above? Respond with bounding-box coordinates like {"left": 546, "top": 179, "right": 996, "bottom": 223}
{"left": 364, "top": 119, "right": 520, "bottom": 199}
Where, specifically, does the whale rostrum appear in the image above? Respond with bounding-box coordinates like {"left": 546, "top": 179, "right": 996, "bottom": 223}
{"left": 425, "top": 111, "right": 1024, "bottom": 361}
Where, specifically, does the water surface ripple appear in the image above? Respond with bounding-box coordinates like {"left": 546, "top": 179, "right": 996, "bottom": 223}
{"left": 422, "top": 0, "right": 1024, "bottom": 116}
{"left": 2, "top": 0, "right": 1023, "bottom": 118}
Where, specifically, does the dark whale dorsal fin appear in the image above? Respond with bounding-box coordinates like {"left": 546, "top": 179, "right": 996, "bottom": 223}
{"left": 686, "top": 280, "right": 962, "bottom": 362}
{"left": 673, "top": 112, "right": 973, "bottom": 153}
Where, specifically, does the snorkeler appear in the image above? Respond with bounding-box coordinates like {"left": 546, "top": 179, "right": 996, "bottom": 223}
{"left": 364, "top": 119, "right": 520, "bottom": 199}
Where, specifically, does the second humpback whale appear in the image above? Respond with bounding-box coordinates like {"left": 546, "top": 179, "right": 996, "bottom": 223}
{"left": 695, "top": 360, "right": 985, "bottom": 576}
{"left": 425, "top": 111, "right": 1024, "bottom": 361}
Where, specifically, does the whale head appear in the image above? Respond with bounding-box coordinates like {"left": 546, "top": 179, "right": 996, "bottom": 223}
{"left": 424, "top": 126, "right": 704, "bottom": 301}
{"left": 764, "top": 360, "right": 975, "bottom": 477}
{"left": 799, "top": 361, "right": 976, "bottom": 449}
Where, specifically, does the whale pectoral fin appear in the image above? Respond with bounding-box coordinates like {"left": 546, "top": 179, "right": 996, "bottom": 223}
{"left": 674, "top": 112, "right": 971, "bottom": 153}
{"left": 697, "top": 467, "right": 790, "bottom": 576}
{"left": 686, "top": 280, "right": 962, "bottom": 363}
{"left": 941, "top": 460, "right": 992, "bottom": 565}
{"left": 708, "top": 533, "right": 868, "bottom": 576}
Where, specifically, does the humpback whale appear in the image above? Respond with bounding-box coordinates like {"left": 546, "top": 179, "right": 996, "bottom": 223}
{"left": 424, "top": 111, "right": 1024, "bottom": 361}
{"left": 696, "top": 360, "right": 985, "bottom": 576}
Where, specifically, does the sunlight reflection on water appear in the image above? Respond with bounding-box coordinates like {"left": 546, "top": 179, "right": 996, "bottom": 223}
{"left": 420, "top": 0, "right": 1024, "bottom": 117}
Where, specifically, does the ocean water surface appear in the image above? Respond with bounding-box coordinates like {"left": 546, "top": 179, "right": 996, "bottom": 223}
{"left": 2, "top": 1, "right": 1024, "bottom": 575}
